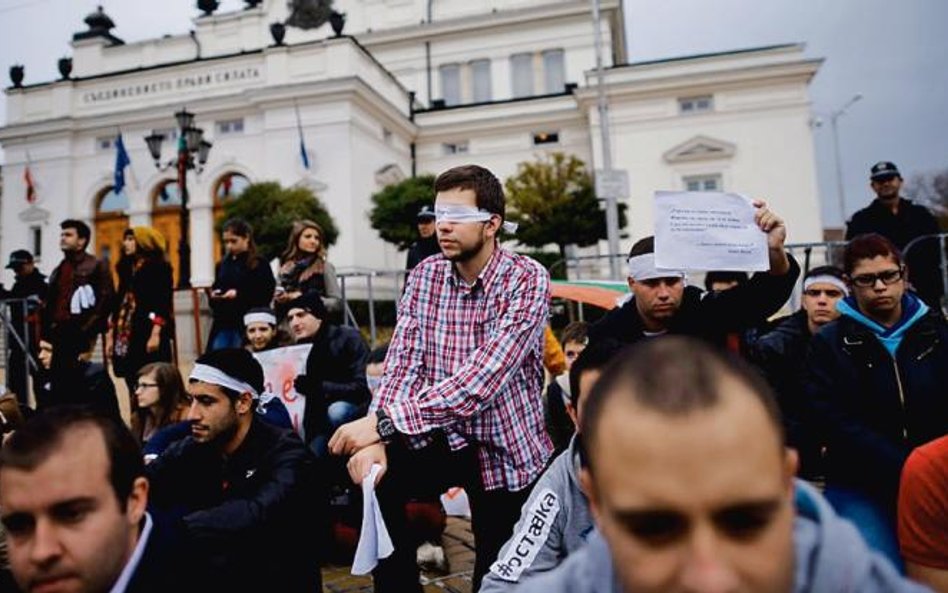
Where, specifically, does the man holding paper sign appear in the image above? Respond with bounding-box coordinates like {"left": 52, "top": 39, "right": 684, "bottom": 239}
{"left": 589, "top": 199, "right": 799, "bottom": 349}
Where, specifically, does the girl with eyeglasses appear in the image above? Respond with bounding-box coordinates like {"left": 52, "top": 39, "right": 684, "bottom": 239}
{"left": 132, "top": 362, "right": 189, "bottom": 453}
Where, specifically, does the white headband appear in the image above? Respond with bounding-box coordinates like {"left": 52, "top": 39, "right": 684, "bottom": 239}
{"left": 627, "top": 253, "right": 686, "bottom": 282}
{"left": 189, "top": 363, "right": 259, "bottom": 399}
{"left": 804, "top": 275, "right": 849, "bottom": 295}
{"left": 435, "top": 205, "right": 519, "bottom": 233}
{"left": 243, "top": 311, "right": 276, "bottom": 327}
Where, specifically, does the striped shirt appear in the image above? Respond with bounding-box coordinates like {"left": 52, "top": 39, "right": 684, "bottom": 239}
{"left": 372, "top": 246, "right": 553, "bottom": 491}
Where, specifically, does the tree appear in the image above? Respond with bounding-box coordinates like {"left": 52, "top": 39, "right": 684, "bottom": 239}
{"left": 905, "top": 167, "right": 948, "bottom": 229}
{"left": 505, "top": 152, "right": 627, "bottom": 259}
{"left": 368, "top": 175, "right": 436, "bottom": 250}
{"left": 219, "top": 181, "right": 339, "bottom": 261}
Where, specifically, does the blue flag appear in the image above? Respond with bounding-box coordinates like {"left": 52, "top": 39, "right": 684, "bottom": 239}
{"left": 113, "top": 134, "right": 131, "bottom": 193}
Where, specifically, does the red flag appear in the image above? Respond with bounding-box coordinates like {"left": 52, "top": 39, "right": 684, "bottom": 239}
{"left": 23, "top": 165, "right": 36, "bottom": 204}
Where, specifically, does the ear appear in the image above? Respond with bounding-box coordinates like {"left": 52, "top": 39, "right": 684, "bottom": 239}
{"left": 565, "top": 402, "right": 579, "bottom": 430}
{"left": 626, "top": 277, "right": 636, "bottom": 292}
{"left": 783, "top": 447, "right": 799, "bottom": 489}
{"left": 235, "top": 392, "right": 254, "bottom": 415}
{"left": 126, "top": 476, "right": 149, "bottom": 525}
{"left": 578, "top": 467, "right": 601, "bottom": 522}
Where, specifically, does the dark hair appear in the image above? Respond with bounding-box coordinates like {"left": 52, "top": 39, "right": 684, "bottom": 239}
{"left": 580, "top": 337, "right": 784, "bottom": 474}
{"left": 843, "top": 233, "right": 903, "bottom": 274}
{"left": 560, "top": 321, "right": 589, "bottom": 347}
{"left": 136, "top": 362, "right": 188, "bottom": 435}
{"left": 60, "top": 219, "right": 91, "bottom": 244}
{"left": 0, "top": 406, "right": 144, "bottom": 511}
{"left": 433, "top": 165, "right": 505, "bottom": 220}
{"left": 804, "top": 265, "right": 845, "bottom": 283}
{"left": 568, "top": 338, "right": 623, "bottom": 410}
{"left": 222, "top": 217, "right": 260, "bottom": 268}
{"left": 704, "top": 271, "right": 748, "bottom": 291}
{"left": 627, "top": 236, "right": 655, "bottom": 258}
{"left": 189, "top": 348, "right": 265, "bottom": 402}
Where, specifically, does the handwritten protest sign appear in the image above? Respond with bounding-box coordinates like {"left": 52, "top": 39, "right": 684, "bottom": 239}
{"left": 654, "top": 191, "right": 769, "bottom": 272}
{"left": 253, "top": 345, "right": 311, "bottom": 439}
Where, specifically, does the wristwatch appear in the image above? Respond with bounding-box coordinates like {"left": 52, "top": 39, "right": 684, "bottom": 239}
{"left": 376, "top": 408, "right": 397, "bottom": 445}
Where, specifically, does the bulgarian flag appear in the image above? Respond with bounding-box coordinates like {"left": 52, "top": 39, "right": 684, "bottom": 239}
{"left": 24, "top": 164, "right": 36, "bottom": 204}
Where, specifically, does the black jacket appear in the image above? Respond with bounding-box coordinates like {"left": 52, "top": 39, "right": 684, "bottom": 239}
{"left": 210, "top": 252, "right": 276, "bottom": 331}
{"left": 298, "top": 323, "right": 371, "bottom": 439}
{"left": 846, "top": 198, "right": 943, "bottom": 306}
{"left": 34, "top": 360, "right": 121, "bottom": 418}
{"left": 750, "top": 310, "right": 823, "bottom": 477}
{"left": 146, "top": 417, "right": 323, "bottom": 592}
{"left": 406, "top": 235, "right": 441, "bottom": 271}
{"left": 111, "top": 258, "right": 174, "bottom": 377}
{"left": 589, "top": 255, "right": 800, "bottom": 348}
{"left": 804, "top": 308, "right": 948, "bottom": 508}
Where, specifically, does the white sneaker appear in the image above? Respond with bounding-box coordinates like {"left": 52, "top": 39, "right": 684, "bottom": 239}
{"left": 416, "top": 541, "right": 449, "bottom": 574}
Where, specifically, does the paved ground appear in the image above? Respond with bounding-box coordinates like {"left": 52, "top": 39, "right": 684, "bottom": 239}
{"left": 322, "top": 517, "right": 475, "bottom": 593}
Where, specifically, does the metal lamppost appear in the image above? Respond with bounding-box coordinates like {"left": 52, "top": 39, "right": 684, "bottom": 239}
{"left": 144, "top": 108, "right": 213, "bottom": 289}
{"left": 829, "top": 93, "right": 862, "bottom": 224}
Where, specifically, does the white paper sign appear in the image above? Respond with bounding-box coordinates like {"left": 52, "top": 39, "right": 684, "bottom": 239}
{"left": 253, "top": 344, "right": 312, "bottom": 439}
{"left": 654, "top": 191, "right": 769, "bottom": 272}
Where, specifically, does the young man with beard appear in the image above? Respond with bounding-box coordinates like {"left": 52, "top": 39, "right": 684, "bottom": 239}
{"left": 145, "top": 349, "right": 322, "bottom": 591}
{"left": 805, "top": 233, "right": 948, "bottom": 567}
{"left": 517, "top": 338, "right": 926, "bottom": 593}
{"left": 330, "top": 164, "right": 552, "bottom": 592}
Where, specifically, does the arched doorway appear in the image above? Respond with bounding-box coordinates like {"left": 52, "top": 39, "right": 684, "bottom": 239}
{"left": 212, "top": 172, "right": 251, "bottom": 261}
{"left": 93, "top": 186, "right": 129, "bottom": 284}
{"left": 151, "top": 180, "right": 184, "bottom": 286}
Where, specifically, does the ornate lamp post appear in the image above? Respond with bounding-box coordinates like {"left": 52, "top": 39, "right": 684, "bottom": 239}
{"left": 144, "top": 108, "right": 213, "bottom": 289}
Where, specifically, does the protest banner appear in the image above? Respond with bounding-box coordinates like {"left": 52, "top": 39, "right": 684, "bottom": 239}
{"left": 253, "top": 344, "right": 311, "bottom": 439}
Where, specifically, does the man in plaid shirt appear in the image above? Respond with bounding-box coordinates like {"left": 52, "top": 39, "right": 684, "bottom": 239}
{"left": 330, "top": 164, "right": 554, "bottom": 592}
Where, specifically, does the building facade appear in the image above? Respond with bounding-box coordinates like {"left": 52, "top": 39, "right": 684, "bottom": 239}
{"left": 1, "top": 0, "right": 823, "bottom": 287}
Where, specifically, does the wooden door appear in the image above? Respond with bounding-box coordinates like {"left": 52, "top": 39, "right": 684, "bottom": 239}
{"left": 151, "top": 209, "right": 182, "bottom": 287}
{"left": 94, "top": 214, "right": 129, "bottom": 284}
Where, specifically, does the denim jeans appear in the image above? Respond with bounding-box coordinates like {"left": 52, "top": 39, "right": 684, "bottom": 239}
{"left": 824, "top": 486, "right": 903, "bottom": 572}
{"left": 208, "top": 328, "right": 244, "bottom": 352}
{"left": 309, "top": 400, "right": 362, "bottom": 458}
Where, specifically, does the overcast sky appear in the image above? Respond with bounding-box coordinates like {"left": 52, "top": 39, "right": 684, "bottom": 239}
{"left": 2, "top": 0, "right": 947, "bottom": 227}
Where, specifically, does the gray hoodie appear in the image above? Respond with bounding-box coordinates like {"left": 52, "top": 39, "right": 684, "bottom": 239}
{"left": 480, "top": 436, "right": 594, "bottom": 592}
{"left": 509, "top": 480, "right": 931, "bottom": 593}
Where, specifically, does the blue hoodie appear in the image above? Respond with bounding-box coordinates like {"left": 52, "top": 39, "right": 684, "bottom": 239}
{"left": 513, "top": 481, "right": 930, "bottom": 593}
{"left": 836, "top": 293, "right": 929, "bottom": 357}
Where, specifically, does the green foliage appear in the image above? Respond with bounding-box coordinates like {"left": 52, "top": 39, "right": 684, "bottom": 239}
{"left": 505, "top": 152, "right": 626, "bottom": 257}
{"left": 369, "top": 175, "right": 437, "bottom": 250}
{"left": 219, "top": 182, "right": 339, "bottom": 261}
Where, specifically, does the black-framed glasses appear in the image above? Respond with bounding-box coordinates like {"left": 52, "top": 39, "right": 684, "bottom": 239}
{"left": 850, "top": 267, "right": 903, "bottom": 288}
{"left": 135, "top": 382, "right": 159, "bottom": 390}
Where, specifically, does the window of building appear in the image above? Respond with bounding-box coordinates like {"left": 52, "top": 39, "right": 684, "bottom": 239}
{"left": 678, "top": 95, "right": 714, "bottom": 114}
{"left": 215, "top": 118, "right": 245, "bottom": 135}
{"left": 30, "top": 226, "right": 42, "bottom": 258}
{"left": 532, "top": 131, "right": 559, "bottom": 146}
{"left": 382, "top": 127, "right": 393, "bottom": 144}
{"left": 442, "top": 142, "right": 470, "bottom": 155}
{"left": 95, "top": 136, "right": 114, "bottom": 152}
{"left": 683, "top": 174, "right": 722, "bottom": 192}
{"left": 470, "top": 59, "right": 492, "bottom": 103}
{"left": 542, "top": 49, "right": 565, "bottom": 94}
{"left": 440, "top": 63, "right": 461, "bottom": 107}
{"left": 511, "top": 53, "right": 534, "bottom": 98}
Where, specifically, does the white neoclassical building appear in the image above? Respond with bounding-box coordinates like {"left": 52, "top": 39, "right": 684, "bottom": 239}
{"left": 0, "top": 0, "right": 824, "bottom": 287}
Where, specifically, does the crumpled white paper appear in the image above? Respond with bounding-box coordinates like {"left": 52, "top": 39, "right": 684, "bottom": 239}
{"left": 351, "top": 463, "right": 394, "bottom": 575}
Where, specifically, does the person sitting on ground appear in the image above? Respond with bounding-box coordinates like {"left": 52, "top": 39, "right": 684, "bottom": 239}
{"left": 898, "top": 434, "right": 948, "bottom": 592}
{"left": 481, "top": 339, "right": 623, "bottom": 592}
{"left": 0, "top": 406, "right": 202, "bottom": 593}
{"left": 243, "top": 307, "right": 289, "bottom": 352}
{"left": 804, "top": 233, "right": 948, "bottom": 568}
{"left": 33, "top": 323, "right": 120, "bottom": 418}
{"left": 544, "top": 321, "right": 588, "bottom": 454}
{"left": 286, "top": 292, "right": 371, "bottom": 456}
{"left": 588, "top": 201, "right": 798, "bottom": 351}
{"left": 516, "top": 337, "right": 928, "bottom": 593}
{"left": 132, "top": 361, "right": 189, "bottom": 447}
{"left": 750, "top": 265, "right": 847, "bottom": 480}
{"left": 145, "top": 349, "right": 323, "bottom": 591}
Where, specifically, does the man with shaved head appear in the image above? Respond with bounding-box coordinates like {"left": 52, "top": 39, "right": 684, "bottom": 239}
{"left": 516, "top": 337, "right": 926, "bottom": 593}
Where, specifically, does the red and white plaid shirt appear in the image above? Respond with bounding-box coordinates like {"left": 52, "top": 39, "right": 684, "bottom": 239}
{"left": 372, "top": 246, "right": 553, "bottom": 491}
